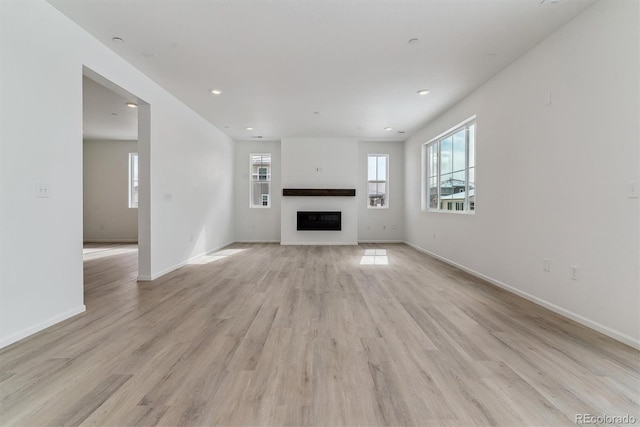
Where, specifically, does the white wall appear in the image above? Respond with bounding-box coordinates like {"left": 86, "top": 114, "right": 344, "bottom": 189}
{"left": 358, "top": 141, "right": 404, "bottom": 242}
{"left": 234, "top": 140, "right": 281, "bottom": 242}
{"left": 281, "top": 137, "right": 358, "bottom": 245}
{"left": 83, "top": 140, "right": 138, "bottom": 242}
{"left": 404, "top": 0, "right": 639, "bottom": 347}
{"left": 0, "top": 0, "right": 234, "bottom": 347}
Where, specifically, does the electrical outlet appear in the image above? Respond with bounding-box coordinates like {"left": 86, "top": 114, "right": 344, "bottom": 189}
{"left": 163, "top": 192, "right": 172, "bottom": 201}
{"left": 36, "top": 183, "right": 49, "bottom": 198}
{"left": 543, "top": 258, "right": 550, "bottom": 272}
{"left": 570, "top": 265, "right": 579, "bottom": 280}
{"left": 628, "top": 181, "right": 639, "bottom": 199}
{"left": 433, "top": 232, "right": 436, "bottom": 240}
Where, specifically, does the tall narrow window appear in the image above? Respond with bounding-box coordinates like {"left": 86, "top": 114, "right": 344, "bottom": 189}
{"left": 423, "top": 117, "right": 475, "bottom": 213}
{"left": 250, "top": 153, "right": 271, "bottom": 208}
{"left": 128, "top": 152, "right": 138, "bottom": 208}
{"left": 368, "top": 154, "right": 389, "bottom": 208}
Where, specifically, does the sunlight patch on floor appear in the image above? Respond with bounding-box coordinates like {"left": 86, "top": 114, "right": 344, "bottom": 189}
{"left": 188, "top": 248, "right": 247, "bottom": 265}
{"left": 360, "top": 249, "right": 389, "bottom": 265}
{"left": 83, "top": 245, "right": 138, "bottom": 260}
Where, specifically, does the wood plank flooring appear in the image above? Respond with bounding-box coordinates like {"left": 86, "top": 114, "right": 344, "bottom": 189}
{"left": 1, "top": 243, "right": 638, "bottom": 426}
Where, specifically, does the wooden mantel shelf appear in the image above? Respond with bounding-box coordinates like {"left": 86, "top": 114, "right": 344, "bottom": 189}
{"left": 282, "top": 188, "right": 356, "bottom": 197}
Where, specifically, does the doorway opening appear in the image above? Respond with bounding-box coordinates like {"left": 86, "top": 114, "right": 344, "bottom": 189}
{"left": 81, "top": 67, "right": 151, "bottom": 298}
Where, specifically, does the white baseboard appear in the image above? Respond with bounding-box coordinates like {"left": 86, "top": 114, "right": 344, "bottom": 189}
{"left": 280, "top": 241, "right": 358, "bottom": 246}
{"left": 358, "top": 240, "right": 404, "bottom": 244}
{"left": 404, "top": 241, "right": 640, "bottom": 350}
{"left": 0, "top": 305, "right": 86, "bottom": 349}
{"left": 83, "top": 239, "right": 138, "bottom": 243}
{"left": 137, "top": 240, "right": 235, "bottom": 282}
{"left": 235, "top": 240, "right": 280, "bottom": 243}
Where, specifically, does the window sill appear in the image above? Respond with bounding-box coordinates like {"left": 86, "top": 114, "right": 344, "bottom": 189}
{"left": 423, "top": 209, "right": 475, "bottom": 215}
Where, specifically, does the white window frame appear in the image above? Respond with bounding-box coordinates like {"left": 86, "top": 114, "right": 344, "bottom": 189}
{"left": 250, "top": 153, "right": 271, "bottom": 209}
{"left": 367, "top": 154, "right": 389, "bottom": 209}
{"left": 422, "top": 116, "right": 475, "bottom": 214}
{"left": 128, "top": 152, "right": 138, "bottom": 209}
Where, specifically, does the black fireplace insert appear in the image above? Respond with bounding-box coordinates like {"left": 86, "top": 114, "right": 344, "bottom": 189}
{"left": 297, "top": 211, "right": 341, "bottom": 231}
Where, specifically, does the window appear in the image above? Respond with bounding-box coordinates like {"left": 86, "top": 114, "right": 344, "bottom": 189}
{"left": 368, "top": 154, "right": 388, "bottom": 208}
{"left": 423, "top": 118, "right": 475, "bottom": 213}
{"left": 251, "top": 153, "right": 271, "bottom": 208}
{"left": 128, "top": 153, "right": 138, "bottom": 208}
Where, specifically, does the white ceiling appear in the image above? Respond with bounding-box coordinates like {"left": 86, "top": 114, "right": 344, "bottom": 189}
{"left": 55, "top": 0, "right": 595, "bottom": 142}
{"left": 83, "top": 76, "right": 138, "bottom": 141}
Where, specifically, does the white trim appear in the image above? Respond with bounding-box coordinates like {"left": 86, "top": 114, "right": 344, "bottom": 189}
{"left": 136, "top": 240, "right": 235, "bottom": 281}
{"left": 404, "top": 241, "right": 640, "bottom": 350}
{"left": 235, "top": 240, "right": 281, "bottom": 243}
{"left": 0, "top": 305, "right": 86, "bottom": 349}
{"left": 424, "top": 115, "right": 477, "bottom": 146}
{"left": 83, "top": 239, "right": 138, "bottom": 243}
{"left": 358, "top": 240, "right": 404, "bottom": 244}
{"left": 280, "top": 242, "right": 358, "bottom": 246}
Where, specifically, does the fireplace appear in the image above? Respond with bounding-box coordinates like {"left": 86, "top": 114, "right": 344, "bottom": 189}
{"left": 297, "top": 211, "right": 341, "bottom": 231}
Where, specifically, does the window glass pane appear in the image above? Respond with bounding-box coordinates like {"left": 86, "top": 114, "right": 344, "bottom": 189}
{"left": 377, "top": 156, "right": 387, "bottom": 181}
{"left": 440, "top": 173, "right": 453, "bottom": 199}
{"left": 468, "top": 167, "right": 475, "bottom": 211}
{"left": 368, "top": 182, "right": 378, "bottom": 195}
{"left": 428, "top": 177, "right": 438, "bottom": 209}
{"left": 129, "top": 153, "right": 138, "bottom": 208}
{"left": 430, "top": 144, "right": 438, "bottom": 177}
{"left": 440, "top": 136, "right": 452, "bottom": 174}
{"left": 368, "top": 156, "right": 377, "bottom": 181}
{"left": 452, "top": 171, "right": 466, "bottom": 194}
{"left": 132, "top": 153, "right": 138, "bottom": 180}
{"left": 452, "top": 130, "right": 466, "bottom": 172}
{"left": 469, "top": 124, "right": 475, "bottom": 168}
{"left": 468, "top": 167, "right": 475, "bottom": 190}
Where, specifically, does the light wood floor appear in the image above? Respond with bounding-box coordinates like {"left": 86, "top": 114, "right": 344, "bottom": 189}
{"left": 1, "top": 243, "right": 638, "bottom": 426}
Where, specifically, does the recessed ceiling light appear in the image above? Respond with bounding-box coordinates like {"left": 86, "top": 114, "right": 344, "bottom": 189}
{"left": 210, "top": 89, "right": 223, "bottom": 95}
{"left": 314, "top": 111, "right": 320, "bottom": 115}
{"left": 246, "top": 127, "right": 253, "bottom": 130}
{"left": 408, "top": 38, "right": 419, "bottom": 45}
{"left": 417, "top": 89, "right": 430, "bottom": 95}
{"left": 112, "top": 36, "right": 124, "bottom": 44}
{"left": 111, "top": 112, "right": 118, "bottom": 116}
{"left": 384, "top": 127, "right": 392, "bottom": 131}
{"left": 126, "top": 102, "right": 138, "bottom": 108}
